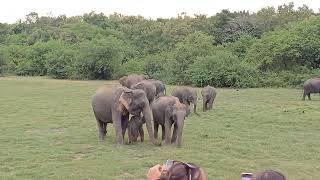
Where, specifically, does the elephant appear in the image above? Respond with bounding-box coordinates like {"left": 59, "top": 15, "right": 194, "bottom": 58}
{"left": 132, "top": 80, "right": 157, "bottom": 103}
{"left": 201, "top": 85, "right": 217, "bottom": 112}
{"left": 171, "top": 87, "right": 198, "bottom": 115}
{"left": 119, "top": 74, "right": 148, "bottom": 88}
{"left": 302, "top": 78, "right": 320, "bottom": 100}
{"left": 127, "top": 115, "right": 145, "bottom": 144}
{"left": 91, "top": 86, "right": 160, "bottom": 145}
{"left": 147, "top": 79, "right": 166, "bottom": 98}
{"left": 151, "top": 96, "right": 188, "bottom": 147}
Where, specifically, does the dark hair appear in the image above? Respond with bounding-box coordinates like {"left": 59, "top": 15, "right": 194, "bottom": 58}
{"left": 252, "top": 169, "right": 286, "bottom": 180}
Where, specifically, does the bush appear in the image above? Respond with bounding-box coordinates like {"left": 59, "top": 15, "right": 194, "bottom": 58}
{"left": 45, "top": 47, "right": 75, "bottom": 79}
{"left": 72, "top": 36, "right": 125, "bottom": 79}
{"left": 188, "top": 49, "right": 260, "bottom": 88}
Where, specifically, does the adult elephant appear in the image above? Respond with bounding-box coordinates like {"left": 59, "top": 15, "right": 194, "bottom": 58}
{"left": 91, "top": 86, "right": 160, "bottom": 145}
{"left": 148, "top": 79, "right": 166, "bottom": 98}
{"left": 151, "top": 96, "right": 188, "bottom": 147}
{"left": 171, "top": 87, "right": 198, "bottom": 115}
{"left": 119, "top": 74, "right": 148, "bottom": 88}
{"left": 132, "top": 80, "right": 157, "bottom": 103}
{"left": 201, "top": 85, "right": 217, "bottom": 112}
{"left": 302, "top": 77, "right": 320, "bottom": 100}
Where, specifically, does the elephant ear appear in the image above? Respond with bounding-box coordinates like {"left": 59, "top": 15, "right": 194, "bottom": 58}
{"left": 165, "top": 105, "right": 174, "bottom": 119}
{"left": 119, "top": 90, "right": 133, "bottom": 110}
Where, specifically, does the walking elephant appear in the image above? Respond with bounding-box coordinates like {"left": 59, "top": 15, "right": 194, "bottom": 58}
{"left": 201, "top": 85, "right": 217, "bottom": 112}
{"left": 119, "top": 74, "right": 148, "bottom": 88}
{"left": 302, "top": 77, "right": 320, "bottom": 100}
{"left": 171, "top": 87, "right": 198, "bottom": 115}
{"left": 91, "top": 86, "right": 160, "bottom": 145}
{"left": 132, "top": 80, "right": 157, "bottom": 103}
{"left": 148, "top": 79, "right": 166, "bottom": 98}
{"left": 151, "top": 96, "right": 188, "bottom": 147}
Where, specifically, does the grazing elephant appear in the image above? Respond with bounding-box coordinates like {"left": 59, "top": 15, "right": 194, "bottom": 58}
{"left": 132, "top": 80, "right": 157, "bottom": 103}
{"left": 148, "top": 79, "right": 166, "bottom": 98}
{"left": 302, "top": 78, "right": 320, "bottom": 100}
{"left": 91, "top": 86, "right": 160, "bottom": 145}
{"left": 127, "top": 115, "right": 145, "bottom": 144}
{"left": 201, "top": 85, "right": 217, "bottom": 112}
{"left": 171, "top": 87, "right": 198, "bottom": 115}
{"left": 119, "top": 74, "right": 148, "bottom": 88}
{"left": 151, "top": 96, "right": 188, "bottom": 147}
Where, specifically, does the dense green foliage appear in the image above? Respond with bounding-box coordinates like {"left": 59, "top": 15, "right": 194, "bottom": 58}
{"left": 0, "top": 3, "right": 319, "bottom": 87}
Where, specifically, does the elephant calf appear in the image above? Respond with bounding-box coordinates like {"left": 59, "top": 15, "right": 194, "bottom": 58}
{"left": 127, "top": 115, "right": 145, "bottom": 144}
{"left": 151, "top": 96, "right": 188, "bottom": 147}
{"left": 132, "top": 80, "right": 157, "bottom": 103}
{"left": 171, "top": 87, "right": 198, "bottom": 115}
{"left": 302, "top": 77, "right": 320, "bottom": 100}
{"left": 147, "top": 79, "right": 166, "bottom": 98}
{"left": 201, "top": 85, "right": 217, "bottom": 112}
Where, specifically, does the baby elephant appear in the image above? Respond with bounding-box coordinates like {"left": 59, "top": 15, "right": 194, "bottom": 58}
{"left": 127, "top": 115, "right": 145, "bottom": 144}
{"left": 201, "top": 85, "right": 217, "bottom": 112}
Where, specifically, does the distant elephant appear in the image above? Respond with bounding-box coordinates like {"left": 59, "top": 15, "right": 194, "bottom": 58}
{"left": 302, "top": 78, "right": 320, "bottom": 100}
{"left": 171, "top": 87, "right": 198, "bottom": 115}
{"left": 127, "top": 115, "right": 145, "bottom": 144}
{"left": 147, "top": 79, "right": 166, "bottom": 98}
{"left": 201, "top": 85, "right": 217, "bottom": 112}
{"left": 132, "top": 80, "right": 157, "bottom": 103}
{"left": 119, "top": 74, "right": 148, "bottom": 88}
{"left": 151, "top": 96, "right": 188, "bottom": 147}
{"left": 91, "top": 86, "right": 160, "bottom": 145}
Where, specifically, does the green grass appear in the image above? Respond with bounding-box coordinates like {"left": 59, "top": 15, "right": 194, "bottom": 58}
{"left": 0, "top": 76, "right": 319, "bottom": 180}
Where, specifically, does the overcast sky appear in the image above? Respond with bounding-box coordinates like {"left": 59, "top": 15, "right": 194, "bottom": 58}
{"left": 1, "top": 0, "right": 319, "bottom": 23}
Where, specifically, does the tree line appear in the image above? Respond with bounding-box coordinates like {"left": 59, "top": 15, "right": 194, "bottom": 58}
{"left": 0, "top": 2, "right": 320, "bottom": 87}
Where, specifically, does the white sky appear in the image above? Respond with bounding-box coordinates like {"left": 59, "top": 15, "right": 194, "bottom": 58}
{"left": 1, "top": 0, "right": 319, "bottom": 23}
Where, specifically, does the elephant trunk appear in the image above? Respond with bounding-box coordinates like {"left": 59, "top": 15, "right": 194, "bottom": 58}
{"left": 143, "top": 106, "right": 161, "bottom": 146}
{"left": 175, "top": 111, "right": 185, "bottom": 148}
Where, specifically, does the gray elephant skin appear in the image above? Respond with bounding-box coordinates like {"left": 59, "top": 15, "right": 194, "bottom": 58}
{"left": 303, "top": 78, "right": 320, "bottom": 100}
{"left": 127, "top": 115, "right": 145, "bottom": 144}
{"left": 91, "top": 86, "right": 160, "bottom": 145}
{"left": 201, "top": 85, "right": 217, "bottom": 112}
{"left": 151, "top": 96, "right": 188, "bottom": 147}
{"left": 119, "top": 74, "right": 147, "bottom": 88}
{"left": 132, "top": 80, "right": 157, "bottom": 103}
{"left": 171, "top": 87, "right": 198, "bottom": 115}
{"left": 148, "top": 79, "right": 166, "bottom": 98}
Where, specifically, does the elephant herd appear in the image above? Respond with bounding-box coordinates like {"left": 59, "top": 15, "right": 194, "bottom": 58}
{"left": 91, "top": 74, "right": 217, "bottom": 147}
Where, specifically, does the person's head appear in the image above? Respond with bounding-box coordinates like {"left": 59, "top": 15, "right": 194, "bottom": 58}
{"left": 252, "top": 169, "right": 286, "bottom": 180}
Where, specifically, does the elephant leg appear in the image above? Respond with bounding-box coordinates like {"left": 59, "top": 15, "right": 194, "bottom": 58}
{"left": 139, "top": 126, "right": 144, "bottom": 142}
{"left": 154, "top": 121, "right": 159, "bottom": 139}
{"left": 164, "top": 121, "right": 172, "bottom": 145}
{"left": 161, "top": 125, "right": 165, "bottom": 141}
{"left": 209, "top": 98, "right": 214, "bottom": 110}
{"left": 96, "top": 119, "right": 106, "bottom": 140}
{"left": 171, "top": 123, "right": 178, "bottom": 144}
{"left": 121, "top": 115, "right": 129, "bottom": 140}
{"left": 308, "top": 93, "right": 311, "bottom": 100}
{"left": 203, "top": 99, "right": 206, "bottom": 112}
{"left": 302, "top": 92, "right": 306, "bottom": 100}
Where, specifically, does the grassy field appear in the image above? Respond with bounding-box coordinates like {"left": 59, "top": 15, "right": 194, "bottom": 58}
{"left": 0, "top": 76, "right": 319, "bottom": 180}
